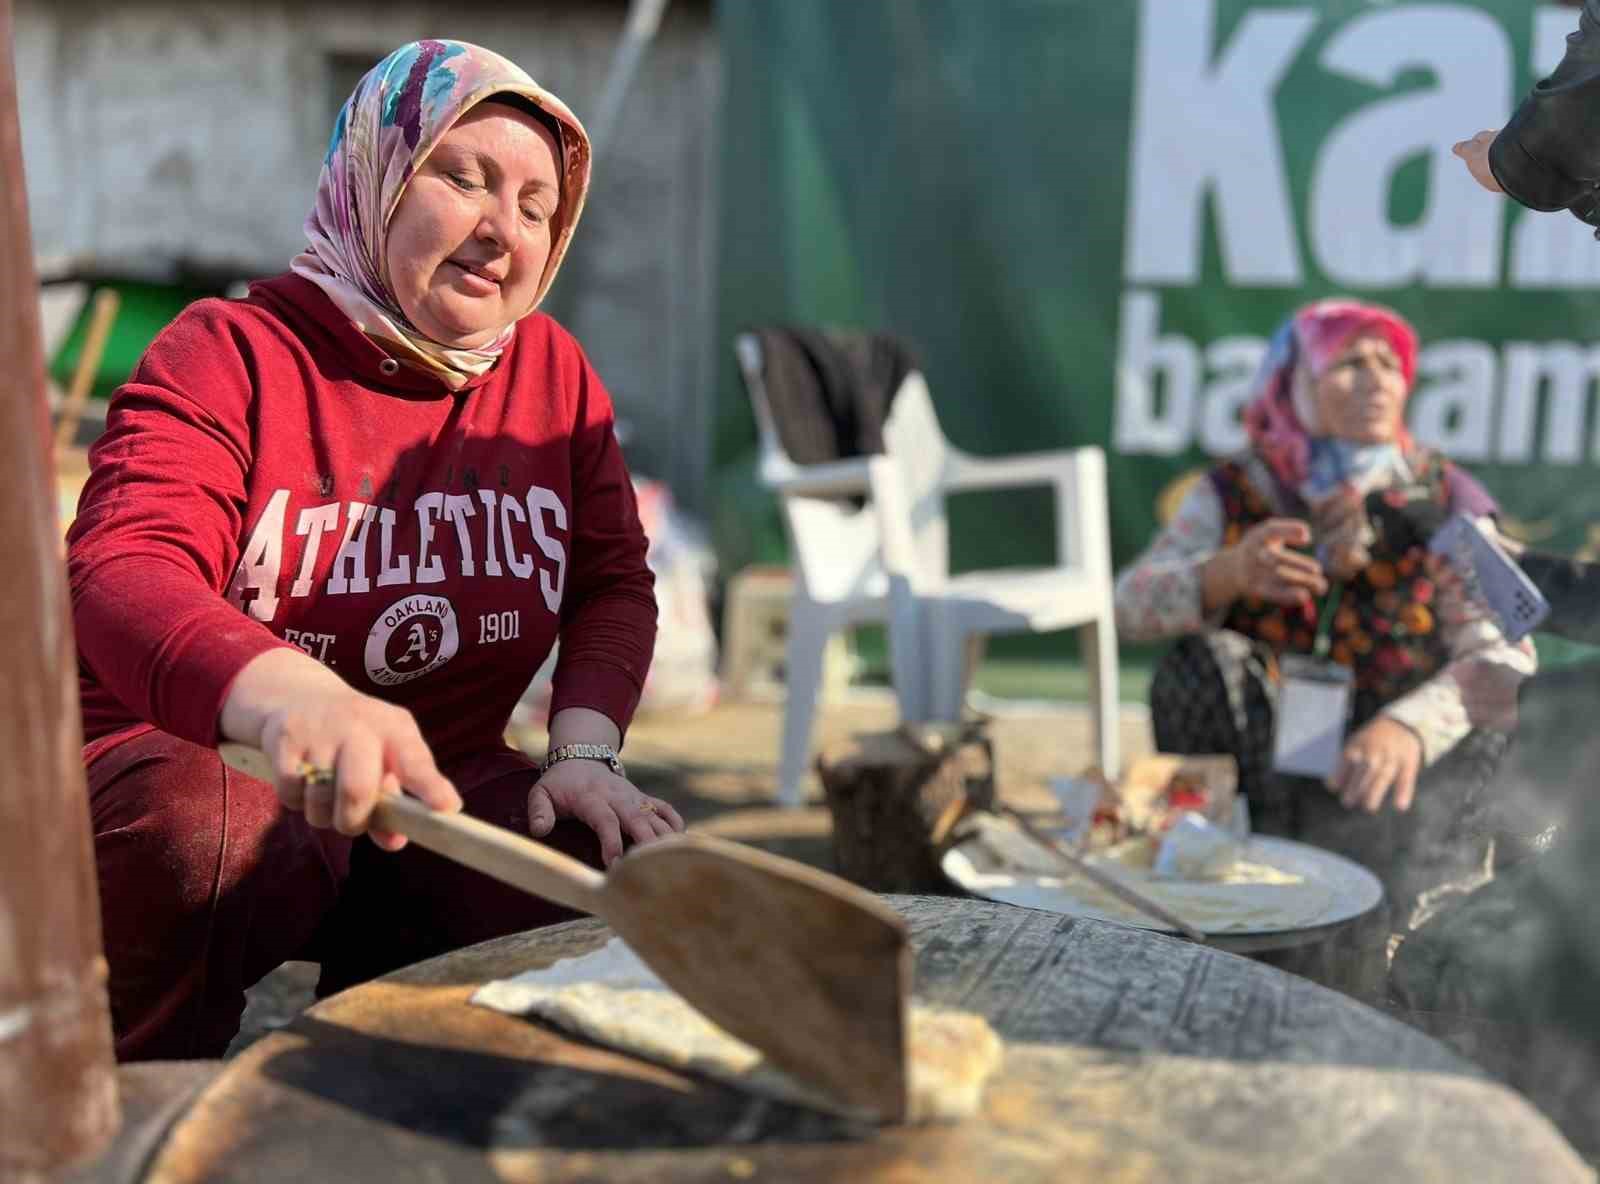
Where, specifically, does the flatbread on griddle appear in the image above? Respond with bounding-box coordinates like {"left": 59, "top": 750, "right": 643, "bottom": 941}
{"left": 472, "top": 939, "right": 1002, "bottom": 1123}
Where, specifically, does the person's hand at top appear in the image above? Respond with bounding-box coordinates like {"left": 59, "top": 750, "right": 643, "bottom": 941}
{"left": 1201, "top": 518, "right": 1329, "bottom": 613}
{"left": 1452, "top": 130, "right": 1504, "bottom": 194}
{"left": 531, "top": 706, "right": 684, "bottom": 867}
{"left": 220, "top": 648, "right": 462, "bottom": 852}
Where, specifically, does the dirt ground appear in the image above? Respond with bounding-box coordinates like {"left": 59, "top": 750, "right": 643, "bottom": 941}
{"left": 228, "top": 693, "right": 1154, "bottom": 1055}
{"left": 621, "top": 692, "right": 1152, "bottom": 857}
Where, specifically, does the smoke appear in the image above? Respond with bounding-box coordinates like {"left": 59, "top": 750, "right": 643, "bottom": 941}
{"left": 1390, "top": 664, "right": 1600, "bottom": 1158}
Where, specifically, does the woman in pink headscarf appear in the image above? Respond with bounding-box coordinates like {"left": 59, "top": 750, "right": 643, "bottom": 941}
{"left": 66, "top": 40, "right": 681, "bottom": 1060}
{"left": 1114, "top": 299, "right": 1535, "bottom": 1000}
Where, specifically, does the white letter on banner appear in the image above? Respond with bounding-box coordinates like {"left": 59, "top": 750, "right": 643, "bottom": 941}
{"left": 1114, "top": 290, "right": 1198, "bottom": 456}
{"left": 1409, "top": 342, "right": 1497, "bottom": 460}
{"left": 1124, "top": 0, "right": 1312, "bottom": 286}
{"left": 1199, "top": 337, "right": 1267, "bottom": 456}
{"left": 1499, "top": 343, "right": 1600, "bottom": 465}
{"left": 1309, "top": 6, "right": 1508, "bottom": 287}
{"left": 1510, "top": 9, "right": 1600, "bottom": 289}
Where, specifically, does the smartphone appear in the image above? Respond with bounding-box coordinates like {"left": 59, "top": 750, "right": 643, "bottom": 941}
{"left": 1429, "top": 514, "right": 1549, "bottom": 642}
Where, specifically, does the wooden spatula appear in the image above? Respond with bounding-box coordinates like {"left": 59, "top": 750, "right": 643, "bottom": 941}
{"left": 218, "top": 743, "right": 911, "bottom": 1121}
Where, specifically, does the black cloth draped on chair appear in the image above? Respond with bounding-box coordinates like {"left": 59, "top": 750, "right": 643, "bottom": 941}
{"left": 751, "top": 326, "right": 919, "bottom": 467}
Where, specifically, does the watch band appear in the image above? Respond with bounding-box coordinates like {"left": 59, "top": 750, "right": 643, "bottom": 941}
{"left": 540, "top": 743, "right": 626, "bottom": 780}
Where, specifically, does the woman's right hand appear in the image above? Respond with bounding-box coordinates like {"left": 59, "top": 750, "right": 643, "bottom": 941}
{"left": 1309, "top": 486, "right": 1375, "bottom": 582}
{"left": 1203, "top": 518, "right": 1329, "bottom": 612}
{"left": 219, "top": 648, "right": 462, "bottom": 851}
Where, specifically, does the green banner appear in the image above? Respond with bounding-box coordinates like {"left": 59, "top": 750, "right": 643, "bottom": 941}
{"left": 714, "top": 0, "right": 1600, "bottom": 656}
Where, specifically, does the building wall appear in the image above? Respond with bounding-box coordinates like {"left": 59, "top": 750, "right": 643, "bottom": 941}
{"left": 15, "top": 0, "right": 720, "bottom": 506}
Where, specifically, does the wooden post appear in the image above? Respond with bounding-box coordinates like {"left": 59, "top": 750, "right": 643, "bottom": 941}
{"left": 0, "top": 0, "right": 119, "bottom": 1175}
{"left": 816, "top": 721, "right": 995, "bottom": 893}
{"left": 53, "top": 286, "right": 121, "bottom": 451}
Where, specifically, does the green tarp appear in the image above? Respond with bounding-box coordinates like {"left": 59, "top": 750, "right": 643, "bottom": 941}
{"left": 714, "top": 0, "right": 1600, "bottom": 665}
{"left": 49, "top": 280, "right": 217, "bottom": 401}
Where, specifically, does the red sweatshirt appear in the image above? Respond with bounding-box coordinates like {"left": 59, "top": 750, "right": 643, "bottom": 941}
{"left": 67, "top": 274, "right": 657, "bottom": 766}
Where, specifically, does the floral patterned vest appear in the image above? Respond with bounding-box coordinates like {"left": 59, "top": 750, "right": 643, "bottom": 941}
{"left": 1209, "top": 455, "right": 1454, "bottom": 724}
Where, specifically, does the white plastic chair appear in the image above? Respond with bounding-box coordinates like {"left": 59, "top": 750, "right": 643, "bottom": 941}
{"left": 875, "top": 377, "right": 1121, "bottom": 781}
{"left": 738, "top": 331, "right": 1122, "bottom": 803}
{"left": 735, "top": 334, "right": 919, "bottom": 807}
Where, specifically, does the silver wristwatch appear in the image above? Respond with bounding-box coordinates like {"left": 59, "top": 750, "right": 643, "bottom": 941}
{"left": 540, "top": 742, "right": 626, "bottom": 780}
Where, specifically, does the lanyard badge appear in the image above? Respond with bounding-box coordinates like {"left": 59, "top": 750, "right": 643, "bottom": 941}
{"left": 1271, "top": 585, "right": 1352, "bottom": 781}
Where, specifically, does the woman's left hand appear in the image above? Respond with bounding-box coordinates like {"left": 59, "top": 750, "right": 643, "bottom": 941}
{"left": 528, "top": 759, "right": 685, "bottom": 866}
{"left": 1329, "top": 717, "right": 1424, "bottom": 814}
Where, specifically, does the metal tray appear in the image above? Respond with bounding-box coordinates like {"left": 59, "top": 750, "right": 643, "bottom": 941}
{"left": 943, "top": 834, "right": 1382, "bottom": 953}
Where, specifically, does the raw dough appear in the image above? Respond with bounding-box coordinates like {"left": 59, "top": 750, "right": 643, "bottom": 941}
{"left": 472, "top": 938, "right": 1002, "bottom": 1123}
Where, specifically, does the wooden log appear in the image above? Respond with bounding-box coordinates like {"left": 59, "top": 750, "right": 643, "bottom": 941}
{"left": 815, "top": 721, "right": 994, "bottom": 893}
{"left": 0, "top": 1, "right": 119, "bottom": 1175}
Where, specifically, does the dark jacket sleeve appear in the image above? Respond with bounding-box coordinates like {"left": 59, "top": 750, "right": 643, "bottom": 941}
{"left": 1489, "top": 0, "right": 1600, "bottom": 225}
{"left": 1517, "top": 551, "right": 1600, "bottom": 647}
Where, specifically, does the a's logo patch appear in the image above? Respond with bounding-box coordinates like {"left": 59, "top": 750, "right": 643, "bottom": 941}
{"left": 364, "top": 594, "right": 459, "bottom": 687}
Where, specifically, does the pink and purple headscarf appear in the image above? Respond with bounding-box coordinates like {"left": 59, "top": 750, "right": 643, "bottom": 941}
{"left": 1242, "top": 299, "right": 1419, "bottom": 495}
{"left": 291, "top": 39, "right": 591, "bottom": 389}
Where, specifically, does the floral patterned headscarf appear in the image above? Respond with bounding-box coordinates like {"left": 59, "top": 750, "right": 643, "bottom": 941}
{"left": 291, "top": 39, "right": 592, "bottom": 390}
{"left": 1242, "top": 299, "right": 1419, "bottom": 496}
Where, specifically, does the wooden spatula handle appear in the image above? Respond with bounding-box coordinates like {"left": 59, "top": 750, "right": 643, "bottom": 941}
{"left": 217, "top": 742, "right": 606, "bottom": 915}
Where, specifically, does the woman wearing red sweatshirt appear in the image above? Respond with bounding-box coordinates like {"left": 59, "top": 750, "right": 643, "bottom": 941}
{"left": 65, "top": 39, "right": 678, "bottom": 1060}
